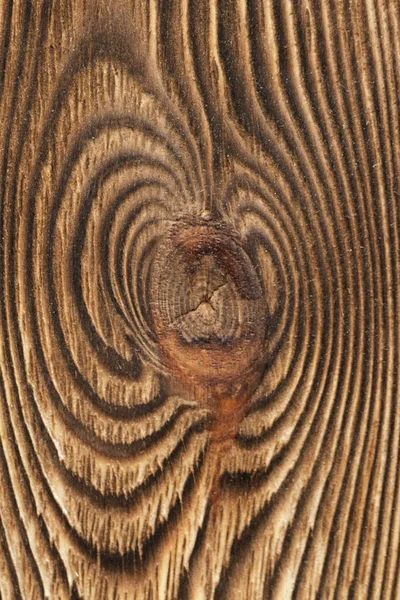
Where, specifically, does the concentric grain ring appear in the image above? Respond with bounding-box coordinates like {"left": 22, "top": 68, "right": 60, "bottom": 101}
{"left": 16, "top": 49, "right": 211, "bottom": 563}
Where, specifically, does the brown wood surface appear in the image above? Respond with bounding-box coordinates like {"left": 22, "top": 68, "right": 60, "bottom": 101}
{"left": 1, "top": 1, "right": 400, "bottom": 598}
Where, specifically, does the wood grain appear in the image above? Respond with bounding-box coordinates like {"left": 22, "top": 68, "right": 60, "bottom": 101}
{"left": 0, "top": 1, "right": 400, "bottom": 598}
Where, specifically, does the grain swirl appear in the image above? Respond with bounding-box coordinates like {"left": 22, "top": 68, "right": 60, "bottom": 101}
{"left": 0, "top": 1, "right": 399, "bottom": 599}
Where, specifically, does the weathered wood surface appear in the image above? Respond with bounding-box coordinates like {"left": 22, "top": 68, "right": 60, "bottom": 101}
{"left": 1, "top": 1, "right": 400, "bottom": 598}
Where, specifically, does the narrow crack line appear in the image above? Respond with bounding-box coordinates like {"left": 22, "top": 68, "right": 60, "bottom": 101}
{"left": 169, "top": 282, "right": 230, "bottom": 328}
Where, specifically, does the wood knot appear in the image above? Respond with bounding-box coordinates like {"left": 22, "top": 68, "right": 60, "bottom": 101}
{"left": 149, "top": 219, "right": 266, "bottom": 413}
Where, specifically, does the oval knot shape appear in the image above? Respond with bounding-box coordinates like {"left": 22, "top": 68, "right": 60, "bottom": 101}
{"left": 150, "top": 220, "right": 266, "bottom": 405}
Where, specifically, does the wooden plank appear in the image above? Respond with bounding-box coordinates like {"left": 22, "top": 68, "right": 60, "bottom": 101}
{"left": 0, "top": 1, "right": 399, "bottom": 598}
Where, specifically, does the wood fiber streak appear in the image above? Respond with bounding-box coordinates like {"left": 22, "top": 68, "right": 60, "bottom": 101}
{"left": 0, "top": 1, "right": 399, "bottom": 599}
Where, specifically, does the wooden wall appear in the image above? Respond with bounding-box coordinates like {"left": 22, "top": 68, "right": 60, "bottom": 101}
{"left": 0, "top": 1, "right": 399, "bottom": 598}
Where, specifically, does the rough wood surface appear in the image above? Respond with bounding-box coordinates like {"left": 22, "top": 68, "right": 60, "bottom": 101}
{"left": 1, "top": 1, "right": 400, "bottom": 599}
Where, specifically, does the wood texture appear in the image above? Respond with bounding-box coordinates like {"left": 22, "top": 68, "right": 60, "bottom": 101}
{"left": 1, "top": 1, "right": 400, "bottom": 598}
